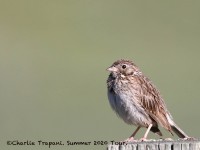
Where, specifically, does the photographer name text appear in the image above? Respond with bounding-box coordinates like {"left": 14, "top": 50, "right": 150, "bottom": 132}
{"left": 7, "top": 140, "right": 126, "bottom": 148}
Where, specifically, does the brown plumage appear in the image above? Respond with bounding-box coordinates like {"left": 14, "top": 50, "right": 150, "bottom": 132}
{"left": 106, "top": 59, "right": 190, "bottom": 141}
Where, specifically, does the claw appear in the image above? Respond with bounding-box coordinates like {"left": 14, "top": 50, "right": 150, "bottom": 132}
{"left": 183, "top": 137, "right": 197, "bottom": 141}
{"left": 123, "top": 137, "right": 138, "bottom": 143}
{"left": 125, "top": 137, "right": 134, "bottom": 141}
{"left": 139, "top": 137, "right": 148, "bottom": 142}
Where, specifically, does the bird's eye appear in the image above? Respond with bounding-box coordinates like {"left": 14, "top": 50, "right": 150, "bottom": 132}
{"left": 122, "top": 65, "right": 126, "bottom": 69}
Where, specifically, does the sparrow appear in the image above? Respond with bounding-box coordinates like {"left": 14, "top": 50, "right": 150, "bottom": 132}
{"left": 106, "top": 59, "right": 191, "bottom": 141}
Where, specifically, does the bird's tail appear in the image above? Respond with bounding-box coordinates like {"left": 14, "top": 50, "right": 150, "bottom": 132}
{"left": 167, "top": 114, "right": 189, "bottom": 138}
{"left": 170, "top": 123, "right": 188, "bottom": 138}
{"left": 150, "top": 126, "right": 162, "bottom": 136}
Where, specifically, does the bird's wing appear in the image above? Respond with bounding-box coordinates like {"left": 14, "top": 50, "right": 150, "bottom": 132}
{"left": 135, "top": 76, "right": 172, "bottom": 132}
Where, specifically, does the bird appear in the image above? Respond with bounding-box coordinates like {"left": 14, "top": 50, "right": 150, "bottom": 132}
{"left": 106, "top": 59, "right": 191, "bottom": 141}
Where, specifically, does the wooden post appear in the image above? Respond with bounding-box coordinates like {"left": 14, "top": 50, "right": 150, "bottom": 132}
{"left": 107, "top": 140, "right": 200, "bottom": 150}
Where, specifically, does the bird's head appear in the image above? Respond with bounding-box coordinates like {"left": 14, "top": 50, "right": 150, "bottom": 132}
{"left": 107, "top": 59, "right": 139, "bottom": 77}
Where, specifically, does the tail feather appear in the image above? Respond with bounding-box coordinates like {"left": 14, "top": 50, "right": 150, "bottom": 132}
{"left": 150, "top": 126, "right": 162, "bottom": 136}
{"left": 170, "top": 123, "right": 188, "bottom": 138}
{"left": 166, "top": 114, "right": 189, "bottom": 138}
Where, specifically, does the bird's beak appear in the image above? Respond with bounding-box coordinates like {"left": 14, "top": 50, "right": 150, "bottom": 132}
{"left": 106, "top": 66, "right": 118, "bottom": 72}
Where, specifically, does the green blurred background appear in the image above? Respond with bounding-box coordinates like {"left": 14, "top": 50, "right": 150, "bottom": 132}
{"left": 0, "top": 0, "right": 200, "bottom": 149}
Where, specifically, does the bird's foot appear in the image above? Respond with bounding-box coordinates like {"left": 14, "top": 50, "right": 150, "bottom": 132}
{"left": 182, "top": 137, "right": 197, "bottom": 141}
{"left": 123, "top": 137, "right": 138, "bottom": 143}
{"left": 139, "top": 137, "right": 148, "bottom": 142}
{"left": 164, "top": 138, "right": 173, "bottom": 141}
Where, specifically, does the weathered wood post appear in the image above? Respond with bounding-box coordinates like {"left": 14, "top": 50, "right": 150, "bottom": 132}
{"left": 107, "top": 140, "right": 200, "bottom": 150}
